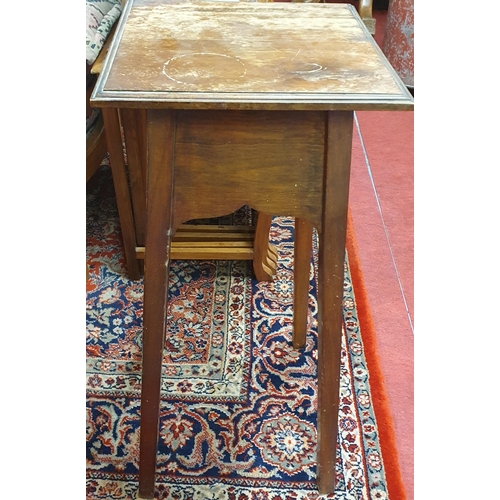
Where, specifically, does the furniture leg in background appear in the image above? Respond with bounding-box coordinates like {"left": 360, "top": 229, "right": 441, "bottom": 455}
{"left": 293, "top": 218, "right": 313, "bottom": 349}
{"left": 101, "top": 107, "right": 142, "bottom": 280}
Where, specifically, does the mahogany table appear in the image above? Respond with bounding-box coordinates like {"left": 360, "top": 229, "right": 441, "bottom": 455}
{"left": 92, "top": 1, "right": 413, "bottom": 497}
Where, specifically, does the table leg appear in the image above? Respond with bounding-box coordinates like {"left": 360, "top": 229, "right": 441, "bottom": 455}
{"left": 138, "top": 109, "right": 176, "bottom": 499}
{"left": 101, "top": 108, "right": 141, "bottom": 280}
{"left": 316, "top": 110, "right": 353, "bottom": 494}
{"left": 293, "top": 218, "right": 313, "bottom": 349}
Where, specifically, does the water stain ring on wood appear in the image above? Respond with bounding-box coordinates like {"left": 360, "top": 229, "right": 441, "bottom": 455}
{"left": 162, "top": 53, "right": 247, "bottom": 86}
{"left": 289, "top": 62, "right": 324, "bottom": 74}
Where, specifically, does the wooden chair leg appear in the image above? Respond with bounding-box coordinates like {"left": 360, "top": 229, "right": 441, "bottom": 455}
{"left": 252, "top": 212, "right": 278, "bottom": 281}
{"left": 293, "top": 218, "right": 313, "bottom": 349}
{"left": 101, "top": 108, "right": 141, "bottom": 280}
{"left": 138, "top": 109, "right": 176, "bottom": 499}
{"left": 316, "top": 110, "right": 353, "bottom": 494}
{"left": 359, "top": 0, "right": 376, "bottom": 35}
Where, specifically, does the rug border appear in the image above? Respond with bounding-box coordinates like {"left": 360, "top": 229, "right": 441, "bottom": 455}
{"left": 346, "top": 211, "right": 408, "bottom": 500}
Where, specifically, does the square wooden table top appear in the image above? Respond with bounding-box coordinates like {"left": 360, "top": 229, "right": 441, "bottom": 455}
{"left": 92, "top": 0, "right": 414, "bottom": 110}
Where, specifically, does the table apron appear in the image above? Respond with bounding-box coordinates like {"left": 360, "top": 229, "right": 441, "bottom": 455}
{"left": 146, "top": 109, "right": 342, "bottom": 230}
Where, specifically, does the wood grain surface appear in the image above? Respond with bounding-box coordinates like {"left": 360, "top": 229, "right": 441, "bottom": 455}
{"left": 92, "top": 1, "right": 413, "bottom": 110}
{"left": 170, "top": 109, "right": 325, "bottom": 229}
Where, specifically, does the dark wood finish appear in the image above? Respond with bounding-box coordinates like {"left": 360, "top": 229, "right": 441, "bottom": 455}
{"left": 171, "top": 110, "right": 325, "bottom": 229}
{"left": 120, "top": 107, "right": 280, "bottom": 277}
{"left": 253, "top": 213, "right": 277, "bottom": 282}
{"left": 89, "top": 2, "right": 413, "bottom": 497}
{"left": 101, "top": 108, "right": 141, "bottom": 280}
{"left": 316, "top": 111, "right": 353, "bottom": 494}
{"left": 139, "top": 109, "right": 176, "bottom": 499}
{"left": 140, "top": 108, "right": 323, "bottom": 496}
{"left": 174, "top": 224, "right": 255, "bottom": 240}
{"left": 136, "top": 242, "right": 255, "bottom": 261}
{"left": 137, "top": 108, "right": 334, "bottom": 497}
{"left": 137, "top": 223, "right": 277, "bottom": 264}
{"left": 120, "top": 108, "right": 148, "bottom": 246}
{"left": 293, "top": 218, "right": 313, "bottom": 349}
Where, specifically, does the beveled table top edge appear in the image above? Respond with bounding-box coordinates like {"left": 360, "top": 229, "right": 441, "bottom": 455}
{"left": 91, "top": 89, "right": 414, "bottom": 111}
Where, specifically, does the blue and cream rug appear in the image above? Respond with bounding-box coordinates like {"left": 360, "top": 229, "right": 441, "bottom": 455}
{"left": 86, "top": 161, "right": 394, "bottom": 499}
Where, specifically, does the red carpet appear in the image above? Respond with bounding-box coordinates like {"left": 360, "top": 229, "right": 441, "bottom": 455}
{"left": 349, "top": 111, "right": 414, "bottom": 499}
{"left": 347, "top": 212, "right": 407, "bottom": 500}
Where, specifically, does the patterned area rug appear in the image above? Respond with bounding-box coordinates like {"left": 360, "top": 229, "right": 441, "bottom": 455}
{"left": 86, "top": 162, "right": 395, "bottom": 500}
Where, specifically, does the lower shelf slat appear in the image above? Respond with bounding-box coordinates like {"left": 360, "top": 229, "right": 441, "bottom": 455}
{"left": 136, "top": 224, "right": 257, "bottom": 260}
{"left": 136, "top": 244, "right": 254, "bottom": 260}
